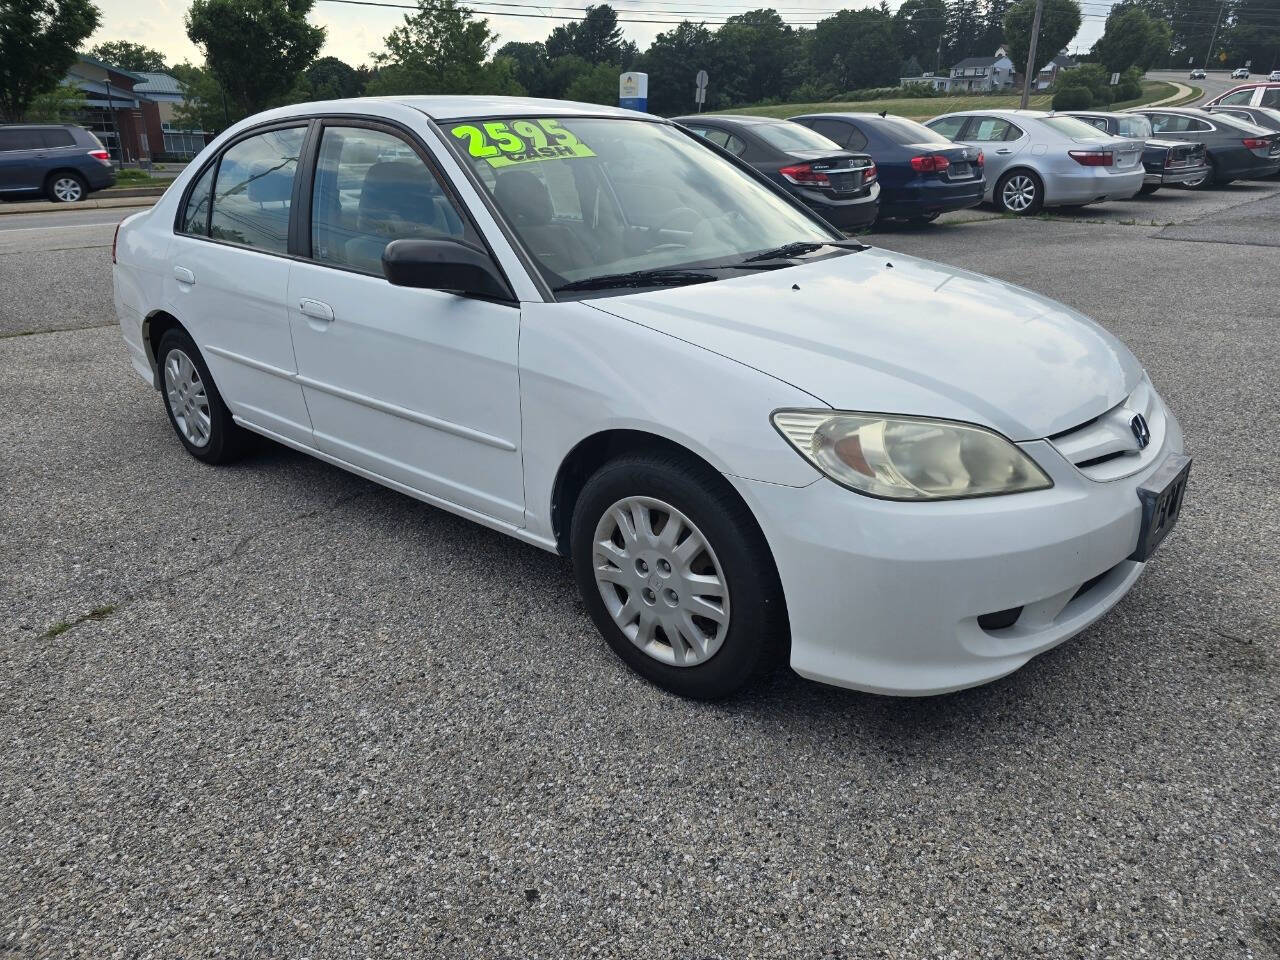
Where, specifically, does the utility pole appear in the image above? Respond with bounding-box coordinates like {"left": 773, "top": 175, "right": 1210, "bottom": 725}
{"left": 1203, "top": 0, "right": 1226, "bottom": 70}
{"left": 1019, "top": 0, "right": 1045, "bottom": 109}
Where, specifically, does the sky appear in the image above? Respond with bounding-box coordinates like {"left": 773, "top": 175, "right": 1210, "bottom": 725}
{"left": 87, "top": 0, "right": 1110, "bottom": 73}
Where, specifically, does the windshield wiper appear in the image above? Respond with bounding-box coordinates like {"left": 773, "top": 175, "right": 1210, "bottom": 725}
{"left": 554, "top": 268, "right": 720, "bottom": 292}
{"left": 742, "top": 239, "right": 870, "bottom": 263}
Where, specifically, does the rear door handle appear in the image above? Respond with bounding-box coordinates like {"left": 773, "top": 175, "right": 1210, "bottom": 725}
{"left": 995, "top": 148, "right": 1012, "bottom": 155}
{"left": 299, "top": 298, "right": 334, "bottom": 323}
{"left": 173, "top": 266, "right": 195, "bottom": 284}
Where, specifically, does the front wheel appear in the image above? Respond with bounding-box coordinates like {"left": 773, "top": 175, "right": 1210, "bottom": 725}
{"left": 994, "top": 170, "right": 1043, "bottom": 215}
{"left": 570, "top": 452, "right": 787, "bottom": 699}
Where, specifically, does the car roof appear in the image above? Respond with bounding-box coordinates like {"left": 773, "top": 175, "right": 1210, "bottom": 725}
{"left": 787, "top": 112, "right": 919, "bottom": 122}
{"left": 671, "top": 114, "right": 785, "bottom": 125}
{"left": 929, "top": 109, "right": 1053, "bottom": 120}
{"left": 265, "top": 95, "right": 658, "bottom": 123}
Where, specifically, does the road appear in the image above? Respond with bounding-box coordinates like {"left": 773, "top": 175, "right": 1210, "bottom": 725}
{"left": 1148, "top": 69, "right": 1242, "bottom": 105}
{"left": 2, "top": 188, "right": 1279, "bottom": 958}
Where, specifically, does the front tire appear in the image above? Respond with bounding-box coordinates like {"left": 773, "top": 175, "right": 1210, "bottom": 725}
{"left": 994, "top": 169, "right": 1043, "bottom": 215}
{"left": 156, "top": 328, "right": 251, "bottom": 464}
{"left": 570, "top": 452, "right": 787, "bottom": 699}
{"left": 47, "top": 172, "right": 87, "bottom": 203}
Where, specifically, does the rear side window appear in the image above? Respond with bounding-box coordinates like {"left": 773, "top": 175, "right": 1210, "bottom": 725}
{"left": 1147, "top": 113, "right": 1188, "bottom": 133}
{"left": 39, "top": 129, "right": 75, "bottom": 148}
{"left": 1116, "top": 115, "right": 1152, "bottom": 138}
{"left": 309, "top": 126, "right": 467, "bottom": 275}
{"left": 927, "top": 116, "right": 968, "bottom": 140}
{"left": 180, "top": 162, "right": 216, "bottom": 235}
{"left": 0, "top": 129, "right": 41, "bottom": 151}
{"left": 209, "top": 126, "right": 306, "bottom": 253}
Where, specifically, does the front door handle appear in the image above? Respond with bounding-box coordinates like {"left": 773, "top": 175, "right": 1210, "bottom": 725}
{"left": 995, "top": 148, "right": 1012, "bottom": 155}
{"left": 299, "top": 298, "right": 334, "bottom": 323}
{"left": 173, "top": 266, "right": 195, "bottom": 284}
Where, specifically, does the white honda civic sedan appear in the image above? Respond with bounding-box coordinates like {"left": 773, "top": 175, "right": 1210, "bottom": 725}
{"left": 113, "top": 96, "right": 1190, "bottom": 698}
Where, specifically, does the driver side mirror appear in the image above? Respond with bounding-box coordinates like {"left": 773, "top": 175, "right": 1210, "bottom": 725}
{"left": 382, "top": 238, "right": 513, "bottom": 301}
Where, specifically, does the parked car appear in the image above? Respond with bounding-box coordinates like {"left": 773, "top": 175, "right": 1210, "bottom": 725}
{"left": 673, "top": 114, "right": 879, "bottom": 230}
{"left": 1231, "top": 68, "right": 1250, "bottom": 80}
{"left": 0, "top": 123, "right": 115, "bottom": 202}
{"left": 1189, "top": 68, "right": 1206, "bottom": 80}
{"left": 924, "top": 109, "right": 1144, "bottom": 214}
{"left": 1126, "top": 107, "right": 1280, "bottom": 187}
{"left": 1062, "top": 110, "right": 1209, "bottom": 194}
{"left": 114, "top": 96, "right": 1190, "bottom": 699}
{"left": 1270, "top": 70, "right": 1280, "bottom": 82}
{"left": 1207, "top": 103, "right": 1280, "bottom": 133}
{"left": 1202, "top": 81, "right": 1280, "bottom": 109}
{"left": 787, "top": 112, "right": 985, "bottom": 223}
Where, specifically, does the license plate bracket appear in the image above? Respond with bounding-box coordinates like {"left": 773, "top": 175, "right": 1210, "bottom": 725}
{"left": 1128, "top": 453, "right": 1191, "bottom": 562}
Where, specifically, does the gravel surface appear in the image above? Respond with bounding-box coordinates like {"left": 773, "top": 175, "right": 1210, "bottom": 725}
{"left": 2, "top": 186, "right": 1278, "bottom": 959}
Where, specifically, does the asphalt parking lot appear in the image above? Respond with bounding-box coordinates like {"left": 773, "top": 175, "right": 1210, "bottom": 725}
{"left": 2, "top": 183, "right": 1279, "bottom": 958}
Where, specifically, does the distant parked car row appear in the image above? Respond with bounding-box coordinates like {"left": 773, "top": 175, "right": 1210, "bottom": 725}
{"left": 0, "top": 124, "right": 116, "bottom": 202}
{"left": 676, "top": 103, "right": 1279, "bottom": 225}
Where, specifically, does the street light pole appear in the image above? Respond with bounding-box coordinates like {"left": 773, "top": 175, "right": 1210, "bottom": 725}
{"left": 1019, "top": 0, "right": 1045, "bottom": 109}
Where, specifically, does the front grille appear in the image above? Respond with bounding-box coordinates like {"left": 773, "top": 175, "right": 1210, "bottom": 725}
{"left": 1048, "top": 377, "right": 1164, "bottom": 481}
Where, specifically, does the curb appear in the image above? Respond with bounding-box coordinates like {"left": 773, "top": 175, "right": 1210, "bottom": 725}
{"left": 1147, "top": 81, "right": 1197, "bottom": 107}
{"left": 0, "top": 194, "right": 160, "bottom": 216}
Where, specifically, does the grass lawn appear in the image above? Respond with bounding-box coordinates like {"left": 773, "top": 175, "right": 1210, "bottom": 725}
{"left": 108, "top": 169, "right": 167, "bottom": 188}
{"left": 721, "top": 79, "right": 1181, "bottom": 121}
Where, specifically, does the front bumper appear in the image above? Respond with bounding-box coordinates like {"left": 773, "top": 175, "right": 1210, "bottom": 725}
{"left": 1046, "top": 166, "right": 1145, "bottom": 205}
{"left": 729, "top": 401, "right": 1185, "bottom": 696}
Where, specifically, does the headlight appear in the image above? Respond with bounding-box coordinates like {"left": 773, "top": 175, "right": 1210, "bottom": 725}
{"left": 772, "top": 410, "right": 1053, "bottom": 501}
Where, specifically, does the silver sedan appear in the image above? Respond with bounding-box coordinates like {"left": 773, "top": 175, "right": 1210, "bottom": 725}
{"left": 925, "top": 109, "right": 1146, "bottom": 214}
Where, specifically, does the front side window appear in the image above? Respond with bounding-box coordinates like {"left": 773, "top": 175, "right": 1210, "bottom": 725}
{"left": 927, "top": 116, "right": 968, "bottom": 140}
{"left": 447, "top": 116, "right": 835, "bottom": 289}
{"left": 209, "top": 126, "right": 306, "bottom": 253}
{"left": 1261, "top": 89, "right": 1279, "bottom": 107}
{"left": 309, "top": 126, "right": 467, "bottom": 274}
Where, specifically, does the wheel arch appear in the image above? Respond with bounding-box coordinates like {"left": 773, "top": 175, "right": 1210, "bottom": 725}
{"left": 43, "top": 167, "right": 88, "bottom": 194}
{"left": 142, "top": 309, "right": 186, "bottom": 389}
{"left": 994, "top": 164, "right": 1045, "bottom": 206}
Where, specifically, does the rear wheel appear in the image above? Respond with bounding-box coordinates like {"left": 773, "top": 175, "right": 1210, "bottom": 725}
{"left": 994, "top": 169, "right": 1043, "bottom": 215}
{"left": 1138, "top": 183, "right": 1160, "bottom": 195}
{"left": 1183, "top": 159, "right": 1215, "bottom": 189}
{"left": 157, "top": 328, "right": 251, "bottom": 464}
{"left": 570, "top": 452, "right": 787, "bottom": 699}
{"left": 46, "top": 172, "right": 86, "bottom": 203}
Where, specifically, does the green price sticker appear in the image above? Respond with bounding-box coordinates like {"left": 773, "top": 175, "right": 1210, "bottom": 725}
{"left": 450, "top": 118, "right": 596, "bottom": 168}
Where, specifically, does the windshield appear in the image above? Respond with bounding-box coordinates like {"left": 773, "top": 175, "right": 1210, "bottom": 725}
{"left": 751, "top": 121, "right": 843, "bottom": 152}
{"left": 874, "top": 117, "right": 954, "bottom": 145}
{"left": 1041, "top": 116, "right": 1110, "bottom": 139}
{"left": 446, "top": 116, "right": 838, "bottom": 291}
{"left": 1116, "top": 115, "right": 1152, "bottom": 138}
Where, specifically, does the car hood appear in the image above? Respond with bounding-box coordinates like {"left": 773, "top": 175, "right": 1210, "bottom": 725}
{"left": 585, "top": 249, "right": 1142, "bottom": 441}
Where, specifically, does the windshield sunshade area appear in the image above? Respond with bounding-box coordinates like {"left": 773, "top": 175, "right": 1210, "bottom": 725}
{"left": 443, "top": 116, "right": 840, "bottom": 294}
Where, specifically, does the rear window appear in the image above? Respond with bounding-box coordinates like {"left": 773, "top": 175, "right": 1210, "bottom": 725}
{"left": 751, "top": 121, "right": 842, "bottom": 152}
{"left": 1041, "top": 116, "right": 1109, "bottom": 139}
{"left": 1214, "top": 114, "right": 1270, "bottom": 135}
{"left": 872, "top": 117, "right": 953, "bottom": 146}
{"left": 40, "top": 129, "right": 75, "bottom": 148}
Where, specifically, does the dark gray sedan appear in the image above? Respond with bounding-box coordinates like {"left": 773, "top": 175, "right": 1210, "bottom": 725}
{"left": 1063, "top": 111, "right": 1208, "bottom": 194}
{"left": 1125, "top": 107, "right": 1280, "bottom": 188}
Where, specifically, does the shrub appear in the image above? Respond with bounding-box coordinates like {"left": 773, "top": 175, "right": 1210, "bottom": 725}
{"left": 1053, "top": 85, "right": 1095, "bottom": 109}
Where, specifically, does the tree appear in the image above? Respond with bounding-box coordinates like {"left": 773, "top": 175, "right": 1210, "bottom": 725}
{"left": 186, "top": 0, "right": 325, "bottom": 116}
{"left": 1091, "top": 3, "right": 1170, "bottom": 73}
{"left": 89, "top": 40, "right": 168, "bottom": 71}
{"left": 564, "top": 61, "right": 621, "bottom": 104}
{"left": 944, "top": 0, "right": 984, "bottom": 62}
{"left": 545, "top": 4, "right": 625, "bottom": 64}
{"left": 711, "top": 9, "right": 801, "bottom": 106}
{"left": 0, "top": 0, "right": 100, "bottom": 122}
{"left": 1004, "top": 0, "right": 1081, "bottom": 78}
{"left": 638, "top": 20, "right": 714, "bottom": 115}
{"left": 894, "top": 0, "right": 948, "bottom": 73}
{"left": 495, "top": 40, "right": 551, "bottom": 97}
{"left": 170, "top": 61, "right": 231, "bottom": 131}
{"left": 305, "top": 55, "right": 363, "bottom": 99}
{"left": 811, "top": 8, "right": 900, "bottom": 92}
{"left": 25, "top": 82, "right": 84, "bottom": 121}
{"left": 979, "top": 0, "right": 1011, "bottom": 56}
{"left": 365, "top": 0, "right": 496, "bottom": 96}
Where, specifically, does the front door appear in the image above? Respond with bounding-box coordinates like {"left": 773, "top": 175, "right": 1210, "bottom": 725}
{"left": 166, "top": 124, "right": 314, "bottom": 446}
{"left": 286, "top": 123, "right": 525, "bottom": 526}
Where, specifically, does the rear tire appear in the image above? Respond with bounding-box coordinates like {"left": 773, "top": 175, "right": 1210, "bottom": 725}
{"left": 156, "top": 328, "right": 251, "bottom": 464}
{"left": 46, "top": 171, "right": 87, "bottom": 203}
{"left": 1138, "top": 183, "right": 1160, "bottom": 195}
{"left": 570, "top": 451, "right": 787, "bottom": 699}
{"left": 1184, "top": 159, "right": 1216, "bottom": 190}
{"left": 994, "top": 169, "right": 1044, "bottom": 215}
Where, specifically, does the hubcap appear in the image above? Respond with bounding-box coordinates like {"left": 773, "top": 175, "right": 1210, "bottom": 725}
{"left": 592, "top": 496, "right": 730, "bottom": 667}
{"left": 163, "top": 348, "right": 212, "bottom": 447}
{"left": 53, "top": 177, "right": 82, "bottom": 202}
{"left": 1002, "top": 175, "right": 1036, "bottom": 212}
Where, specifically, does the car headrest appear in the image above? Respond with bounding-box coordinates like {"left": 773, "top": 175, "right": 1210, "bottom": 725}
{"left": 358, "top": 161, "right": 440, "bottom": 227}
{"left": 246, "top": 160, "right": 295, "bottom": 204}
{"left": 494, "top": 170, "right": 553, "bottom": 226}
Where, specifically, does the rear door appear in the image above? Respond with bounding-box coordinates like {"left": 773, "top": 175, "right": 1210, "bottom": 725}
{"left": 167, "top": 123, "right": 314, "bottom": 446}
{"left": 286, "top": 121, "right": 525, "bottom": 525}
{"left": 957, "top": 115, "right": 1026, "bottom": 182}
{"left": 0, "top": 128, "right": 43, "bottom": 192}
